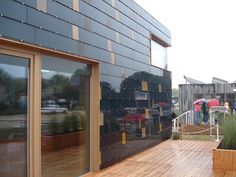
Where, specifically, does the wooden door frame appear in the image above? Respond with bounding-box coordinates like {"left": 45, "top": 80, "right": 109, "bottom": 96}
{"left": 0, "top": 37, "right": 101, "bottom": 176}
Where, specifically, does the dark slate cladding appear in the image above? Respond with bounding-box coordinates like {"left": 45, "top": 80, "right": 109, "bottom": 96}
{"left": 0, "top": 0, "right": 27, "bottom": 22}
{"left": 0, "top": 0, "right": 172, "bottom": 169}
{"left": 54, "top": 0, "right": 72, "bottom": 7}
{"left": 0, "top": 17, "right": 35, "bottom": 43}
{"left": 15, "top": 0, "right": 37, "bottom": 8}
{"left": 27, "top": 8, "right": 72, "bottom": 37}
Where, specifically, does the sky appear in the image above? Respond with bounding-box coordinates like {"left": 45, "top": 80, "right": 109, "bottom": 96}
{"left": 134, "top": 0, "right": 236, "bottom": 88}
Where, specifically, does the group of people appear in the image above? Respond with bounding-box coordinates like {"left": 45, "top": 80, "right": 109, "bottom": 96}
{"left": 194, "top": 102, "right": 209, "bottom": 125}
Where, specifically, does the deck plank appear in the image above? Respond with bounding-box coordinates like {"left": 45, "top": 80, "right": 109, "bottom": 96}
{"left": 83, "top": 140, "right": 236, "bottom": 177}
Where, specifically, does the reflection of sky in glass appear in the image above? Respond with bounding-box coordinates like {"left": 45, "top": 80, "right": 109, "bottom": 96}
{"left": 151, "top": 40, "right": 167, "bottom": 69}
{"left": 0, "top": 64, "right": 27, "bottom": 78}
{"left": 41, "top": 69, "right": 72, "bottom": 79}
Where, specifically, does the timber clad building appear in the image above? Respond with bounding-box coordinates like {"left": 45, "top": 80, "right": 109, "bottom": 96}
{"left": 0, "top": 0, "right": 171, "bottom": 176}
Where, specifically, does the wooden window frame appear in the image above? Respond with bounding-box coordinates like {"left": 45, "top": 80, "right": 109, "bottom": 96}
{"left": 0, "top": 38, "right": 100, "bottom": 176}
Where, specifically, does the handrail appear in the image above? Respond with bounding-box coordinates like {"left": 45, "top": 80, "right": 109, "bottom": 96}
{"left": 172, "top": 110, "right": 220, "bottom": 142}
{"left": 172, "top": 110, "right": 194, "bottom": 132}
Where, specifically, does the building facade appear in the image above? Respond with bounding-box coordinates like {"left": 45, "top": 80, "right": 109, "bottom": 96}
{"left": 0, "top": 0, "right": 171, "bottom": 176}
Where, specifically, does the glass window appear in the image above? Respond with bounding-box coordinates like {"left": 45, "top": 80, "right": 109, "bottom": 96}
{"left": 151, "top": 40, "right": 167, "bottom": 69}
{"left": 41, "top": 55, "right": 91, "bottom": 177}
{"left": 0, "top": 54, "right": 29, "bottom": 177}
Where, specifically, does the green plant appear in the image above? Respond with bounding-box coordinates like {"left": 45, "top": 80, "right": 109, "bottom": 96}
{"left": 51, "top": 117, "right": 59, "bottom": 135}
{"left": 71, "top": 115, "right": 79, "bottom": 131}
{"left": 172, "top": 132, "right": 180, "bottom": 140}
{"left": 221, "top": 115, "right": 236, "bottom": 149}
{"left": 63, "top": 114, "right": 81, "bottom": 132}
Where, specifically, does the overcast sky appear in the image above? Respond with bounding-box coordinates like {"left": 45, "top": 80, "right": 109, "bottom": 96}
{"left": 134, "top": 0, "right": 236, "bottom": 88}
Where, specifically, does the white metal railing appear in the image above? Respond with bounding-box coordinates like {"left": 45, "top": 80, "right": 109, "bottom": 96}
{"left": 172, "top": 110, "right": 194, "bottom": 132}
{"left": 172, "top": 109, "right": 221, "bottom": 141}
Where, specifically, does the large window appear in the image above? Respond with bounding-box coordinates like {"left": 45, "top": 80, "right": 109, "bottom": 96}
{"left": 0, "top": 54, "right": 29, "bottom": 177}
{"left": 41, "top": 56, "right": 91, "bottom": 177}
{"left": 151, "top": 40, "right": 167, "bottom": 69}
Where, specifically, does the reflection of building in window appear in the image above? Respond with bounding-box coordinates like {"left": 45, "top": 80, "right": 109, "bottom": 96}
{"left": 151, "top": 37, "right": 167, "bottom": 70}
{"left": 158, "top": 84, "right": 162, "bottom": 93}
{"left": 141, "top": 81, "right": 148, "bottom": 91}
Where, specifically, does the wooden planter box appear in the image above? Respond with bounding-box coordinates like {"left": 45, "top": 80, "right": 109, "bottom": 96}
{"left": 41, "top": 130, "right": 85, "bottom": 152}
{"left": 213, "top": 147, "right": 236, "bottom": 170}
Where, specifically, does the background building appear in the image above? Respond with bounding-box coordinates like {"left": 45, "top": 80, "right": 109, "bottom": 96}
{"left": 0, "top": 0, "right": 171, "bottom": 176}
{"left": 179, "top": 77, "right": 236, "bottom": 113}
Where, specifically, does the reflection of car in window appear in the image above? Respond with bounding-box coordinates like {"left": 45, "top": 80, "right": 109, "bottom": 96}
{"left": 41, "top": 104, "right": 68, "bottom": 113}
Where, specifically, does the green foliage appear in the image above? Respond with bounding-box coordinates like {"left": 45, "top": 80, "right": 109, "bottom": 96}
{"left": 172, "top": 132, "right": 180, "bottom": 140}
{"left": 221, "top": 115, "right": 236, "bottom": 149}
{"left": 51, "top": 117, "right": 59, "bottom": 135}
{"left": 63, "top": 114, "right": 82, "bottom": 133}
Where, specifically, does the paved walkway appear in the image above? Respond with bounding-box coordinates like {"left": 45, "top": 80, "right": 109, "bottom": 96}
{"left": 84, "top": 140, "right": 236, "bottom": 177}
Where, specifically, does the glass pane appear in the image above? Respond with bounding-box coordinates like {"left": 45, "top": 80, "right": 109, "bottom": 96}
{"left": 0, "top": 54, "right": 29, "bottom": 177}
{"left": 41, "top": 56, "right": 91, "bottom": 177}
{"left": 151, "top": 40, "right": 167, "bottom": 69}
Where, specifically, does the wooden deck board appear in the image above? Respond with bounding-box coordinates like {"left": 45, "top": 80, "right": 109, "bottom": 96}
{"left": 83, "top": 140, "right": 236, "bottom": 177}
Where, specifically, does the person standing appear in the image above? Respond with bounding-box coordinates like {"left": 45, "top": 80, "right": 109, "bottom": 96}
{"left": 201, "top": 102, "right": 208, "bottom": 124}
{"left": 194, "top": 103, "right": 201, "bottom": 125}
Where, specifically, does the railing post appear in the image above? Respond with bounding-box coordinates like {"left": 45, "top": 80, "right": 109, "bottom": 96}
{"left": 216, "top": 123, "right": 219, "bottom": 142}
{"left": 173, "top": 119, "right": 176, "bottom": 131}
{"left": 177, "top": 118, "right": 179, "bottom": 131}
{"left": 185, "top": 113, "right": 187, "bottom": 126}
{"left": 210, "top": 112, "right": 212, "bottom": 136}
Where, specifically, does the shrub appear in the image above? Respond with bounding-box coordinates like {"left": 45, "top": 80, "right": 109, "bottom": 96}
{"left": 63, "top": 115, "right": 80, "bottom": 132}
{"left": 172, "top": 132, "right": 180, "bottom": 140}
{"left": 221, "top": 115, "right": 236, "bottom": 149}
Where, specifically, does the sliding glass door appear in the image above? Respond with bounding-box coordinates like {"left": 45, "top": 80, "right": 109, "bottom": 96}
{"left": 0, "top": 54, "right": 29, "bottom": 177}
{"left": 41, "top": 55, "right": 91, "bottom": 177}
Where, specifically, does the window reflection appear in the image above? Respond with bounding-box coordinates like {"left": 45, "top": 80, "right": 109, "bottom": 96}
{"left": 41, "top": 56, "right": 91, "bottom": 177}
{"left": 0, "top": 54, "right": 28, "bottom": 177}
{"left": 151, "top": 40, "right": 167, "bottom": 69}
{"left": 100, "top": 71, "right": 172, "bottom": 168}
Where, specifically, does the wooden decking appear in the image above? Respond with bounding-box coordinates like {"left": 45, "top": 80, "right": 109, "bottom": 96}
{"left": 84, "top": 140, "right": 236, "bottom": 177}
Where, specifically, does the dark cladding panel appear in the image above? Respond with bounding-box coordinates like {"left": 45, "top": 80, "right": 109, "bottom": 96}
{"left": 124, "top": 68, "right": 136, "bottom": 78}
{"left": 134, "top": 61, "right": 148, "bottom": 72}
{"left": 47, "top": 0, "right": 83, "bottom": 27}
{"left": 0, "top": 17, "right": 34, "bottom": 43}
{"left": 90, "top": 0, "right": 116, "bottom": 19}
{"left": 16, "top": 0, "right": 37, "bottom": 8}
{"left": 150, "top": 66, "right": 163, "bottom": 77}
{"left": 112, "top": 42, "right": 133, "bottom": 59}
{"left": 91, "top": 20, "right": 115, "bottom": 41}
{"left": 108, "top": 76, "right": 122, "bottom": 91}
{"left": 134, "top": 41, "right": 150, "bottom": 56}
{"left": 55, "top": 0, "right": 72, "bottom": 7}
{"left": 119, "top": 34, "right": 150, "bottom": 56}
{"left": 83, "top": 44, "right": 110, "bottom": 63}
{"left": 133, "top": 31, "right": 150, "bottom": 46}
{"left": 0, "top": 0, "right": 27, "bottom": 22}
{"left": 35, "top": 28, "right": 78, "bottom": 54}
{"left": 100, "top": 62, "right": 122, "bottom": 78}
{"left": 134, "top": 51, "right": 149, "bottom": 64}
{"left": 116, "top": 55, "right": 134, "bottom": 68}
{"left": 139, "top": 8, "right": 171, "bottom": 38}
{"left": 79, "top": 28, "right": 108, "bottom": 51}
{"left": 119, "top": 13, "right": 149, "bottom": 37}
{"left": 27, "top": 8, "right": 72, "bottom": 37}
{"left": 119, "top": 0, "right": 171, "bottom": 39}
{"left": 80, "top": 1, "right": 107, "bottom": 25}
{"left": 101, "top": 74, "right": 122, "bottom": 91}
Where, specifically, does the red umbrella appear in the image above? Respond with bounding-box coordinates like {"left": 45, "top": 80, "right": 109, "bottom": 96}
{"left": 193, "top": 98, "right": 206, "bottom": 105}
{"left": 121, "top": 114, "right": 147, "bottom": 123}
{"left": 207, "top": 99, "right": 220, "bottom": 108}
